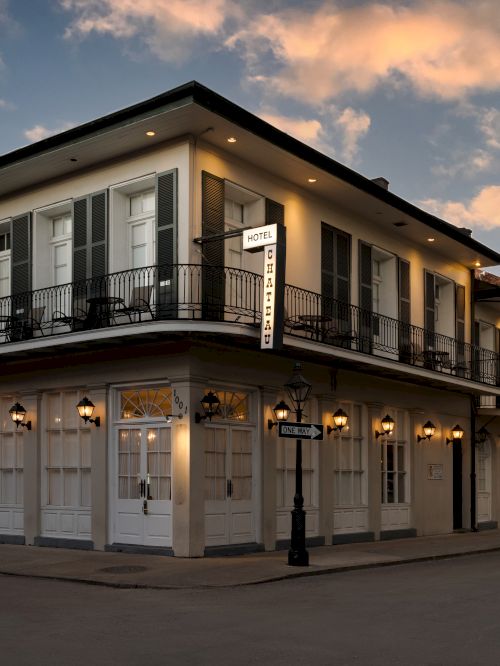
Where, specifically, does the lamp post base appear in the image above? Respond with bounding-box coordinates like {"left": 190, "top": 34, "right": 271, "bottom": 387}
{"left": 288, "top": 507, "right": 309, "bottom": 567}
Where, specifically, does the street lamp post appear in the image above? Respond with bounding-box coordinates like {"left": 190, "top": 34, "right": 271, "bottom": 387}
{"left": 284, "top": 362, "right": 312, "bottom": 567}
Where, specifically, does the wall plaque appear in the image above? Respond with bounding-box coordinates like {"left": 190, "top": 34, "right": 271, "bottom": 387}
{"left": 428, "top": 464, "right": 444, "bottom": 480}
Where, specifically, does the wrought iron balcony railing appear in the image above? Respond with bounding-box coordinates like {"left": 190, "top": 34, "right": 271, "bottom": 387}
{"left": 0, "top": 263, "right": 497, "bottom": 386}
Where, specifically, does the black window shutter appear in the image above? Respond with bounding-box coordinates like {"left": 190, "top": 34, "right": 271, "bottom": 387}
{"left": 455, "top": 284, "right": 465, "bottom": 343}
{"left": 90, "top": 190, "right": 107, "bottom": 279}
{"left": 359, "top": 241, "right": 372, "bottom": 351}
{"left": 336, "top": 232, "right": 350, "bottom": 305}
{"left": 11, "top": 213, "right": 32, "bottom": 323}
{"left": 73, "top": 197, "right": 88, "bottom": 283}
{"left": 455, "top": 284, "right": 466, "bottom": 373}
{"left": 321, "top": 223, "right": 351, "bottom": 325}
{"left": 156, "top": 169, "right": 177, "bottom": 319}
{"left": 424, "top": 270, "right": 435, "bottom": 350}
{"left": 321, "top": 223, "right": 334, "bottom": 318}
{"left": 11, "top": 213, "right": 32, "bottom": 295}
{"left": 398, "top": 258, "right": 411, "bottom": 360}
{"left": 265, "top": 199, "right": 284, "bottom": 226}
{"left": 201, "top": 171, "right": 225, "bottom": 320}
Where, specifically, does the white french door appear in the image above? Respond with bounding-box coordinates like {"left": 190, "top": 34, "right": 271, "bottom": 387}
{"left": 477, "top": 441, "right": 492, "bottom": 524}
{"left": 114, "top": 424, "right": 172, "bottom": 547}
{"left": 205, "top": 425, "right": 255, "bottom": 546}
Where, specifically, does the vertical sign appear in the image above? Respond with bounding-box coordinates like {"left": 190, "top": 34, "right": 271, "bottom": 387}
{"left": 262, "top": 244, "right": 277, "bottom": 348}
{"left": 243, "top": 223, "right": 286, "bottom": 350}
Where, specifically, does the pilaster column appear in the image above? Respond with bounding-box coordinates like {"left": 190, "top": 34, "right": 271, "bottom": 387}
{"left": 409, "top": 409, "right": 425, "bottom": 536}
{"left": 316, "top": 394, "right": 335, "bottom": 545}
{"left": 261, "top": 387, "right": 278, "bottom": 551}
{"left": 89, "top": 385, "right": 108, "bottom": 550}
{"left": 171, "top": 378, "right": 205, "bottom": 557}
{"left": 367, "top": 402, "right": 384, "bottom": 540}
{"left": 22, "top": 394, "right": 41, "bottom": 545}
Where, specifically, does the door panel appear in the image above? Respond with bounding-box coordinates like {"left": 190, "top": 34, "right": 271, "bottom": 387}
{"left": 205, "top": 426, "right": 255, "bottom": 546}
{"left": 114, "top": 425, "right": 171, "bottom": 547}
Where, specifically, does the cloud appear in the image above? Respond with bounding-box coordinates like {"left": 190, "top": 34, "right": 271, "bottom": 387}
{"left": 259, "top": 104, "right": 370, "bottom": 163}
{"left": 60, "top": 0, "right": 232, "bottom": 62}
{"left": 259, "top": 112, "right": 323, "bottom": 144}
{"left": 24, "top": 122, "right": 76, "bottom": 143}
{"left": 334, "top": 107, "right": 371, "bottom": 162}
{"left": 227, "top": 0, "right": 500, "bottom": 104}
{"left": 421, "top": 185, "right": 500, "bottom": 230}
{"left": 431, "top": 149, "right": 493, "bottom": 179}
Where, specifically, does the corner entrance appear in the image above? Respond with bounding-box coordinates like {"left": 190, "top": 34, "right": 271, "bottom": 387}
{"left": 113, "top": 425, "right": 172, "bottom": 547}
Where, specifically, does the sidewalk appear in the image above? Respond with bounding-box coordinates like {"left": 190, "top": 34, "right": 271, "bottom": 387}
{"left": 1, "top": 530, "right": 500, "bottom": 590}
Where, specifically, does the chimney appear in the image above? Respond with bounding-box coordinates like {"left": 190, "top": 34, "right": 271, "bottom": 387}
{"left": 372, "top": 177, "right": 389, "bottom": 190}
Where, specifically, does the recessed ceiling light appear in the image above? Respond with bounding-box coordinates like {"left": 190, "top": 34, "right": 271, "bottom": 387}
{"left": 475, "top": 260, "right": 481, "bottom": 267}
{"left": 427, "top": 237, "right": 435, "bottom": 242}
{"left": 308, "top": 178, "right": 317, "bottom": 183}
{"left": 227, "top": 137, "right": 237, "bottom": 143}
{"left": 146, "top": 130, "right": 156, "bottom": 137}
{"left": 394, "top": 221, "right": 407, "bottom": 227}
{"left": 69, "top": 157, "right": 77, "bottom": 162}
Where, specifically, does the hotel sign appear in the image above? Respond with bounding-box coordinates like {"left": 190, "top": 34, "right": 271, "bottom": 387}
{"left": 243, "top": 224, "right": 278, "bottom": 252}
{"left": 243, "top": 223, "right": 286, "bottom": 351}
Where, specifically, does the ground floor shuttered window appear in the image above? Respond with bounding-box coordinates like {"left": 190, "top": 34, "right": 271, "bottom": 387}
{"left": 44, "top": 391, "right": 91, "bottom": 509}
{"left": 276, "top": 438, "right": 316, "bottom": 508}
{"left": 333, "top": 403, "right": 365, "bottom": 507}
{"left": 0, "top": 401, "right": 23, "bottom": 507}
{"left": 380, "top": 409, "right": 408, "bottom": 505}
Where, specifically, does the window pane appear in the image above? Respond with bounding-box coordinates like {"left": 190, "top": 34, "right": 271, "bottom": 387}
{"left": 398, "top": 473, "right": 406, "bottom": 503}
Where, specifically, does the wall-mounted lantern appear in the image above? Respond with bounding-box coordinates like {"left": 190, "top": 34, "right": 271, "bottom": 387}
{"left": 9, "top": 402, "right": 32, "bottom": 430}
{"left": 417, "top": 420, "right": 436, "bottom": 443}
{"left": 375, "top": 414, "right": 395, "bottom": 439}
{"left": 195, "top": 390, "right": 221, "bottom": 423}
{"left": 327, "top": 408, "right": 349, "bottom": 434}
{"left": 76, "top": 397, "right": 100, "bottom": 427}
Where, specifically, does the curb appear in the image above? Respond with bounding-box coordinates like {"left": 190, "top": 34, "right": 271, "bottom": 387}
{"left": 1, "top": 545, "right": 500, "bottom": 591}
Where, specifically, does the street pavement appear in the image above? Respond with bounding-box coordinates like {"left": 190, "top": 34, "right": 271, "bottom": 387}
{"left": 1, "top": 529, "right": 500, "bottom": 589}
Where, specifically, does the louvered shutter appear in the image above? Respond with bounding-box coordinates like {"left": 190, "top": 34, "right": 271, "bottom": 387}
{"left": 455, "top": 284, "right": 466, "bottom": 374}
{"left": 496, "top": 328, "right": 500, "bottom": 399}
{"left": 398, "top": 259, "right": 411, "bottom": 360}
{"left": 424, "top": 270, "right": 435, "bottom": 350}
{"left": 201, "top": 171, "right": 225, "bottom": 320}
{"left": 321, "top": 224, "right": 351, "bottom": 329}
{"left": 11, "top": 213, "right": 32, "bottom": 325}
{"left": 336, "top": 232, "right": 351, "bottom": 331}
{"left": 359, "top": 241, "right": 372, "bottom": 352}
{"left": 321, "top": 223, "right": 334, "bottom": 318}
{"left": 265, "top": 199, "right": 284, "bottom": 226}
{"left": 156, "top": 169, "right": 177, "bottom": 319}
{"left": 473, "top": 320, "right": 481, "bottom": 381}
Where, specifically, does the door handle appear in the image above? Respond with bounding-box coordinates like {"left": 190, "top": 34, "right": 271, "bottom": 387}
{"left": 139, "top": 479, "right": 146, "bottom": 497}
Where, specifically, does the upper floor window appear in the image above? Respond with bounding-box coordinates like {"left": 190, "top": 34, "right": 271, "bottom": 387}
{"left": 127, "top": 190, "right": 155, "bottom": 270}
{"left": 129, "top": 191, "right": 155, "bottom": 217}
{"left": 0, "top": 233, "right": 11, "bottom": 252}
{"left": 51, "top": 214, "right": 72, "bottom": 239}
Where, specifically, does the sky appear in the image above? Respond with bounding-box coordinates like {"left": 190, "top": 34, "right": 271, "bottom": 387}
{"left": 2, "top": 0, "right": 500, "bottom": 262}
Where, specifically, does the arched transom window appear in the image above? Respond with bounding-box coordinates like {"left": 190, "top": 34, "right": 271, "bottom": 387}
{"left": 120, "top": 388, "right": 172, "bottom": 419}
{"left": 208, "top": 390, "right": 249, "bottom": 421}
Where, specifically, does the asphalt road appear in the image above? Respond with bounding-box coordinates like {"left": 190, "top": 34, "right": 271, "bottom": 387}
{"left": 2, "top": 552, "right": 500, "bottom": 666}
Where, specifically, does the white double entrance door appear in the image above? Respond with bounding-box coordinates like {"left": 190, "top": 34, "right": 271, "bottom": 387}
{"left": 205, "top": 425, "right": 256, "bottom": 546}
{"left": 113, "top": 424, "right": 172, "bottom": 547}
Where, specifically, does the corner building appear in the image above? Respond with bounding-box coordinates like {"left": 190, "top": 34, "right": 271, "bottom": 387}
{"left": 0, "top": 82, "right": 499, "bottom": 556}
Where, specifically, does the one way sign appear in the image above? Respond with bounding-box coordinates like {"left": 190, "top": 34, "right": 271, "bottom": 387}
{"left": 278, "top": 422, "right": 324, "bottom": 440}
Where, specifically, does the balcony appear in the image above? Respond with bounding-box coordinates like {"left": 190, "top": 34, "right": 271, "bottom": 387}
{"left": 0, "top": 263, "right": 497, "bottom": 387}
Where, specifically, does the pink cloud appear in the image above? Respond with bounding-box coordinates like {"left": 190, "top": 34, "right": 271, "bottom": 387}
{"left": 24, "top": 122, "right": 76, "bottom": 143}
{"left": 228, "top": 1, "right": 500, "bottom": 103}
{"left": 421, "top": 185, "right": 500, "bottom": 230}
{"left": 61, "top": 0, "right": 231, "bottom": 61}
